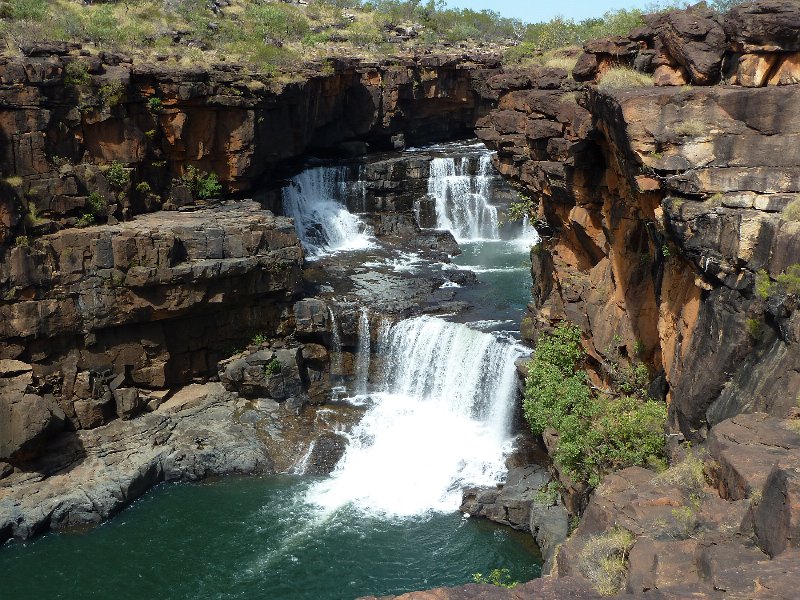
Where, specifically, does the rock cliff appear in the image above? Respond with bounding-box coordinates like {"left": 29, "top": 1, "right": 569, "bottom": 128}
{"left": 461, "top": 0, "right": 800, "bottom": 597}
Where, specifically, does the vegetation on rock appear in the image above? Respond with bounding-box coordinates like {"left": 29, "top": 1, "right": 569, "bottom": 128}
{"left": 472, "top": 567, "right": 518, "bottom": 588}
{"left": 597, "top": 67, "right": 654, "bottom": 89}
{"left": 180, "top": 166, "right": 222, "bottom": 200}
{"left": 578, "top": 527, "right": 635, "bottom": 596}
{"left": 523, "top": 324, "right": 666, "bottom": 487}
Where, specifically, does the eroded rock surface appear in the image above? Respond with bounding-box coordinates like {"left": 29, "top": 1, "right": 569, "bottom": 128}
{"left": 0, "top": 382, "right": 363, "bottom": 543}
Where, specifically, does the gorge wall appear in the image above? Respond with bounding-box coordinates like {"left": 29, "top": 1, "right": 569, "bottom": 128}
{"left": 477, "top": 0, "right": 800, "bottom": 440}
{"left": 0, "top": 49, "right": 503, "bottom": 469}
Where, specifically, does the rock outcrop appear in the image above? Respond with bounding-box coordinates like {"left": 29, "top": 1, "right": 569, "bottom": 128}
{"left": 459, "top": 1, "right": 800, "bottom": 597}
{"left": 0, "top": 382, "right": 363, "bottom": 543}
{"left": 0, "top": 50, "right": 501, "bottom": 245}
{"left": 0, "top": 201, "right": 303, "bottom": 463}
{"left": 476, "top": 7, "right": 800, "bottom": 441}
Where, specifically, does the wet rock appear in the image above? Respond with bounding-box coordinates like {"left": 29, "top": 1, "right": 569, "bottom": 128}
{"left": 303, "top": 432, "right": 347, "bottom": 475}
{"left": 0, "top": 382, "right": 361, "bottom": 543}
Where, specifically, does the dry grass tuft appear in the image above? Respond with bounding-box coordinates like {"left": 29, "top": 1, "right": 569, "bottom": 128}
{"left": 578, "top": 528, "right": 636, "bottom": 596}
{"left": 597, "top": 67, "right": 654, "bottom": 89}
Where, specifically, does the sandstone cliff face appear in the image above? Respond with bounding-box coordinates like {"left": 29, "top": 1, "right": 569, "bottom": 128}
{"left": 0, "top": 202, "right": 303, "bottom": 462}
{"left": 0, "top": 49, "right": 500, "bottom": 245}
{"left": 477, "top": 5, "right": 800, "bottom": 440}
{"left": 464, "top": 2, "right": 800, "bottom": 597}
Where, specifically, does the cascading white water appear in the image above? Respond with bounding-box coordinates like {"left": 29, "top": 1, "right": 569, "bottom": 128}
{"left": 515, "top": 215, "right": 542, "bottom": 250}
{"left": 428, "top": 154, "right": 500, "bottom": 241}
{"left": 282, "top": 165, "right": 373, "bottom": 256}
{"left": 354, "top": 307, "right": 371, "bottom": 396}
{"left": 307, "top": 315, "right": 523, "bottom": 517}
{"left": 328, "top": 307, "right": 344, "bottom": 388}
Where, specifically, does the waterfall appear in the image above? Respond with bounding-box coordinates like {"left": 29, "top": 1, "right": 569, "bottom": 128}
{"left": 307, "top": 315, "right": 523, "bottom": 517}
{"left": 282, "top": 165, "right": 373, "bottom": 256}
{"left": 354, "top": 307, "right": 371, "bottom": 396}
{"left": 328, "top": 307, "right": 344, "bottom": 390}
{"left": 428, "top": 154, "right": 500, "bottom": 241}
{"left": 515, "top": 215, "right": 542, "bottom": 250}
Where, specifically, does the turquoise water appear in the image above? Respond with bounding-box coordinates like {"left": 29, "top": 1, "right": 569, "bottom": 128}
{"left": 451, "top": 240, "right": 534, "bottom": 329}
{"left": 1, "top": 477, "right": 541, "bottom": 600}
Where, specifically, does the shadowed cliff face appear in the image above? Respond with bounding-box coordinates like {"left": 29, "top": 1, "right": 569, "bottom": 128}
{"left": 0, "top": 51, "right": 501, "bottom": 246}
{"left": 478, "top": 64, "right": 800, "bottom": 443}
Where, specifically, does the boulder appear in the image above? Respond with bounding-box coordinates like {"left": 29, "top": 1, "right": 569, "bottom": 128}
{"left": 725, "top": 0, "right": 800, "bottom": 52}
{"left": 113, "top": 387, "right": 144, "bottom": 420}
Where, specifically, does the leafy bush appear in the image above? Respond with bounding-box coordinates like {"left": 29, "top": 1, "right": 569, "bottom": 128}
{"left": 64, "top": 61, "right": 91, "bottom": 86}
{"left": 181, "top": 165, "right": 222, "bottom": 200}
{"left": 14, "top": 235, "right": 29, "bottom": 247}
{"left": 265, "top": 358, "right": 282, "bottom": 376}
{"left": 776, "top": 264, "right": 800, "bottom": 296}
{"left": 597, "top": 67, "right": 654, "bottom": 89}
{"left": 746, "top": 317, "right": 763, "bottom": 341}
{"left": 105, "top": 161, "right": 130, "bottom": 190}
{"left": 87, "top": 191, "right": 106, "bottom": 217}
{"left": 147, "top": 97, "right": 163, "bottom": 114}
{"left": 472, "top": 568, "right": 518, "bottom": 588}
{"left": 523, "top": 324, "right": 666, "bottom": 487}
{"left": 75, "top": 213, "right": 95, "bottom": 228}
{"left": 246, "top": 2, "right": 309, "bottom": 45}
{"left": 4, "top": 0, "right": 47, "bottom": 21}
{"left": 99, "top": 80, "right": 125, "bottom": 107}
{"left": 578, "top": 528, "right": 635, "bottom": 596}
{"left": 756, "top": 264, "right": 800, "bottom": 299}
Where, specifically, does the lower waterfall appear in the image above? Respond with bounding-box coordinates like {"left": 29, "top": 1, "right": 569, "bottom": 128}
{"left": 307, "top": 315, "right": 523, "bottom": 516}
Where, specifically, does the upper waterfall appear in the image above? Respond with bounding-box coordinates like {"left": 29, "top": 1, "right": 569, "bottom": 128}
{"left": 307, "top": 316, "right": 524, "bottom": 517}
{"left": 427, "top": 154, "right": 500, "bottom": 241}
{"left": 282, "top": 165, "right": 373, "bottom": 257}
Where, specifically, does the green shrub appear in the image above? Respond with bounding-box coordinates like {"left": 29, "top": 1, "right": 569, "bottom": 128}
{"left": 85, "top": 4, "right": 122, "bottom": 46}
{"left": 756, "top": 264, "right": 800, "bottom": 299}
{"left": 265, "top": 358, "right": 282, "bottom": 376}
{"left": 64, "top": 61, "right": 91, "bottom": 86}
{"left": 246, "top": 2, "right": 309, "bottom": 45}
{"left": 776, "top": 264, "right": 800, "bottom": 296}
{"left": 472, "top": 568, "right": 518, "bottom": 588}
{"left": 5, "top": 0, "right": 47, "bottom": 21}
{"left": 251, "top": 332, "right": 268, "bottom": 346}
{"left": 99, "top": 80, "right": 125, "bottom": 107}
{"left": 523, "top": 324, "right": 666, "bottom": 487}
{"left": 105, "top": 161, "right": 130, "bottom": 190}
{"left": 75, "top": 213, "right": 95, "bottom": 228}
{"left": 181, "top": 165, "right": 222, "bottom": 200}
{"left": 746, "top": 317, "right": 763, "bottom": 341}
{"left": 87, "top": 191, "right": 105, "bottom": 217}
{"left": 135, "top": 182, "right": 152, "bottom": 194}
{"left": 147, "top": 97, "right": 163, "bottom": 114}
{"left": 578, "top": 528, "right": 635, "bottom": 596}
{"left": 14, "top": 235, "right": 29, "bottom": 247}
{"left": 784, "top": 199, "right": 800, "bottom": 222}
{"left": 597, "top": 67, "right": 654, "bottom": 89}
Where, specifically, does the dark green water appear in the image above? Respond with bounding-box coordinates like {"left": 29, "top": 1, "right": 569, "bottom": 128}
{"left": 1, "top": 477, "right": 541, "bottom": 600}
